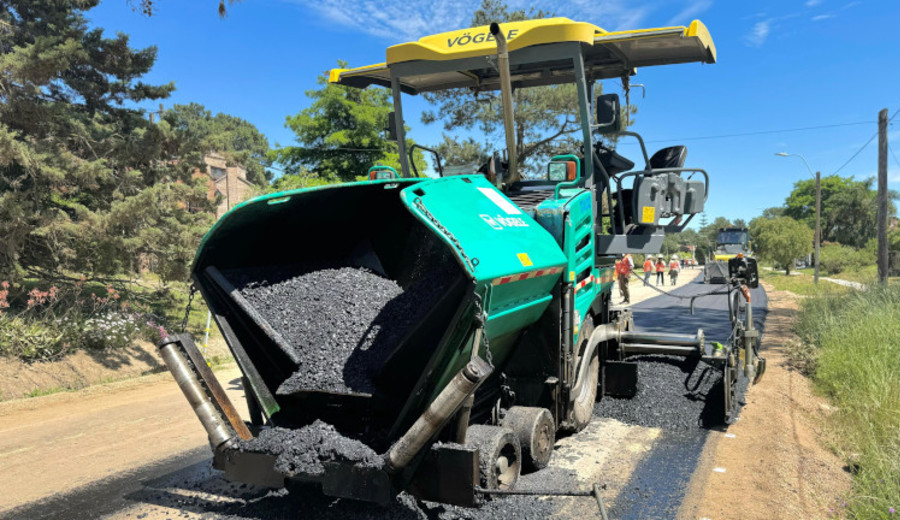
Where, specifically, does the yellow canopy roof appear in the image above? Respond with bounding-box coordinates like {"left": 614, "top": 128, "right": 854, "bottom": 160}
{"left": 329, "top": 18, "right": 716, "bottom": 94}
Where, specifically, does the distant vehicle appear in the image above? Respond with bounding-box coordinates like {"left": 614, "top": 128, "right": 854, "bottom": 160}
{"left": 705, "top": 227, "right": 752, "bottom": 283}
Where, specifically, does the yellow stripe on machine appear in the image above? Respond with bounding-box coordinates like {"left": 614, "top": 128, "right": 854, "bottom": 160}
{"left": 329, "top": 18, "right": 716, "bottom": 94}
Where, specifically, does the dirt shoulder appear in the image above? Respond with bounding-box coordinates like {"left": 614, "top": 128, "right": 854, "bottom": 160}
{"left": 0, "top": 336, "right": 232, "bottom": 402}
{"left": 0, "top": 364, "right": 246, "bottom": 514}
{"left": 679, "top": 282, "right": 851, "bottom": 520}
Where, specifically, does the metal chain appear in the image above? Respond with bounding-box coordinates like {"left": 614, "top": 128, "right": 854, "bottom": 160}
{"left": 472, "top": 287, "right": 493, "bottom": 366}
{"left": 413, "top": 197, "right": 478, "bottom": 271}
{"left": 180, "top": 284, "right": 197, "bottom": 333}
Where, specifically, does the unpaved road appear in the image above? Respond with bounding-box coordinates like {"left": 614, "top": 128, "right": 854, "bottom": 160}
{"left": 0, "top": 270, "right": 843, "bottom": 520}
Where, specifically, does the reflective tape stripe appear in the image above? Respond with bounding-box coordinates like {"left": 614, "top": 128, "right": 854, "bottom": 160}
{"left": 492, "top": 266, "right": 563, "bottom": 286}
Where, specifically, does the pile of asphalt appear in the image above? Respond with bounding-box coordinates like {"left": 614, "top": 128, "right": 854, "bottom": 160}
{"left": 203, "top": 486, "right": 557, "bottom": 520}
{"left": 237, "top": 421, "right": 383, "bottom": 476}
{"left": 593, "top": 354, "right": 742, "bottom": 430}
{"left": 421, "top": 495, "right": 557, "bottom": 520}
{"left": 233, "top": 264, "right": 453, "bottom": 395}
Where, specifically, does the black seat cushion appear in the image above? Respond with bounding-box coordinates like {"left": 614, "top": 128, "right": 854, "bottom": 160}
{"left": 649, "top": 146, "right": 687, "bottom": 170}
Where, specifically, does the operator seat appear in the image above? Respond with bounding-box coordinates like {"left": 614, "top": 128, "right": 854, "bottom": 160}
{"left": 649, "top": 145, "right": 687, "bottom": 170}
{"left": 617, "top": 146, "right": 687, "bottom": 233}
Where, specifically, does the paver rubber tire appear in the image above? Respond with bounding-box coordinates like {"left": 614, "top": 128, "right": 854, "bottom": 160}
{"left": 501, "top": 406, "right": 555, "bottom": 472}
{"left": 569, "top": 317, "right": 597, "bottom": 433}
{"left": 466, "top": 425, "right": 521, "bottom": 491}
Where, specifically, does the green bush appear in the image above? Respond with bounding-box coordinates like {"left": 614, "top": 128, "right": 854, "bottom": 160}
{"left": 0, "top": 316, "right": 68, "bottom": 361}
{"left": 817, "top": 243, "right": 874, "bottom": 275}
{"left": 795, "top": 284, "right": 900, "bottom": 518}
{"left": 0, "top": 280, "right": 163, "bottom": 361}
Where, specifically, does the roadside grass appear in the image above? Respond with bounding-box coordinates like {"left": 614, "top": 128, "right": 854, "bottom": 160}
{"left": 792, "top": 284, "right": 900, "bottom": 518}
{"left": 24, "top": 386, "right": 74, "bottom": 398}
{"left": 759, "top": 269, "right": 850, "bottom": 297}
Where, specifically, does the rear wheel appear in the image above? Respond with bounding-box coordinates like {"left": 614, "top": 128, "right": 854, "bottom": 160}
{"left": 568, "top": 317, "right": 597, "bottom": 432}
{"left": 466, "top": 425, "right": 521, "bottom": 491}
{"left": 502, "top": 406, "right": 555, "bottom": 471}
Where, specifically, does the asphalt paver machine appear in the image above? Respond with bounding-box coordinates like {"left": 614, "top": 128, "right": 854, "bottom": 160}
{"left": 159, "top": 17, "right": 765, "bottom": 508}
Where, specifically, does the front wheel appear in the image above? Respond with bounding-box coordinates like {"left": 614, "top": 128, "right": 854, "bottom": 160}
{"left": 466, "top": 425, "right": 521, "bottom": 491}
{"left": 567, "top": 317, "right": 597, "bottom": 432}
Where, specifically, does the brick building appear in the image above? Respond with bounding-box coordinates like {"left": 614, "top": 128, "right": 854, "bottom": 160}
{"left": 195, "top": 153, "right": 255, "bottom": 218}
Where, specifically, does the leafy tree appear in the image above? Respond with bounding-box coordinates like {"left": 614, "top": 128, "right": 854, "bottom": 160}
{"left": 434, "top": 134, "right": 491, "bottom": 169}
{"left": 423, "top": 0, "right": 626, "bottom": 176}
{"left": 698, "top": 216, "right": 732, "bottom": 250}
{"left": 733, "top": 218, "right": 747, "bottom": 228}
{"left": 134, "top": 0, "right": 238, "bottom": 17}
{"left": 784, "top": 175, "right": 852, "bottom": 236}
{"left": 827, "top": 178, "right": 898, "bottom": 248}
{"left": 0, "top": 0, "right": 213, "bottom": 283}
{"left": 271, "top": 64, "right": 424, "bottom": 182}
{"left": 784, "top": 175, "right": 897, "bottom": 247}
{"left": 752, "top": 217, "right": 813, "bottom": 275}
{"left": 159, "top": 103, "right": 271, "bottom": 186}
{"left": 760, "top": 206, "right": 784, "bottom": 219}
{"left": 662, "top": 228, "right": 702, "bottom": 258}
{"left": 269, "top": 167, "right": 339, "bottom": 192}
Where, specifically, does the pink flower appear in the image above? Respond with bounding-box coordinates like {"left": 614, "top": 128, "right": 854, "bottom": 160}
{"left": 889, "top": 507, "right": 896, "bottom": 514}
{"left": 0, "top": 281, "right": 9, "bottom": 289}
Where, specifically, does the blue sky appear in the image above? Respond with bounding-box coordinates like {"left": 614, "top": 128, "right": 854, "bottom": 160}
{"left": 87, "top": 0, "right": 900, "bottom": 223}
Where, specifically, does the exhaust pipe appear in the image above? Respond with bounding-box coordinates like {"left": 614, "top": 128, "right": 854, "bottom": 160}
{"left": 386, "top": 357, "right": 493, "bottom": 471}
{"left": 490, "top": 22, "right": 519, "bottom": 185}
{"left": 158, "top": 335, "right": 252, "bottom": 450}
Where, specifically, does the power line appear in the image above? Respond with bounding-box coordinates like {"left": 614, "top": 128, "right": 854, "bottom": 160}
{"left": 890, "top": 142, "right": 900, "bottom": 172}
{"left": 637, "top": 120, "right": 873, "bottom": 144}
{"left": 832, "top": 108, "right": 899, "bottom": 175}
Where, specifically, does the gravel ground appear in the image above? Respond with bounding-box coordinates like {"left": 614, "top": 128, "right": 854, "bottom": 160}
{"left": 236, "top": 420, "right": 382, "bottom": 477}
{"left": 230, "top": 265, "right": 452, "bottom": 395}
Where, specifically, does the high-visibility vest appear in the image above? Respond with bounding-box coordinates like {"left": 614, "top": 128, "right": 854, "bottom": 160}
{"left": 670, "top": 260, "right": 680, "bottom": 271}
{"left": 656, "top": 261, "right": 665, "bottom": 272}
{"left": 643, "top": 259, "right": 653, "bottom": 272}
{"left": 615, "top": 259, "right": 630, "bottom": 276}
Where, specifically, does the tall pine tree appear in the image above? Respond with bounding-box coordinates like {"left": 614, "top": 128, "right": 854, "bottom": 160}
{"left": 0, "top": 0, "right": 213, "bottom": 283}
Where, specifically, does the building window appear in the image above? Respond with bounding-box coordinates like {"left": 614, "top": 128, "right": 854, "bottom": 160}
{"left": 210, "top": 166, "right": 226, "bottom": 180}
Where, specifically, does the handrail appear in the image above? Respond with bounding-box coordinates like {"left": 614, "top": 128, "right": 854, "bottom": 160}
{"left": 408, "top": 144, "right": 444, "bottom": 177}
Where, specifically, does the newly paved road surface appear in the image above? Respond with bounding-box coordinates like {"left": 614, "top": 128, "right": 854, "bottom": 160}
{"left": 606, "top": 273, "right": 768, "bottom": 519}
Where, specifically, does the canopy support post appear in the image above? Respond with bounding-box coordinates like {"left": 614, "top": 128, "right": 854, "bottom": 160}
{"left": 391, "top": 74, "right": 411, "bottom": 178}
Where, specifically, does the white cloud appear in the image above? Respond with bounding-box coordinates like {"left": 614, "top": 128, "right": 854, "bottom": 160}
{"left": 285, "top": 0, "right": 473, "bottom": 42}
{"left": 667, "top": 0, "right": 714, "bottom": 26}
{"left": 283, "top": 0, "right": 650, "bottom": 42}
{"left": 744, "top": 20, "right": 771, "bottom": 46}
{"left": 812, "top": 13, "right": 834, "bottom": 20}
{"left": 805, "top": 0, "right": 822, "bottom": 6}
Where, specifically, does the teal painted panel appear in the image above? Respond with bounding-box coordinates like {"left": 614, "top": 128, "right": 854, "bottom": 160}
{"left": 485, "top": 294, "right": 554, "bottom": 338}
{"left": 400, "top": 176, "right": 567, "bottom": 284}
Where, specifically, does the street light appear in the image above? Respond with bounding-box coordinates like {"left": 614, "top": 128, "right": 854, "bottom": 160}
{"left": 775, "top": 152, "right": 821, "bottom": 284}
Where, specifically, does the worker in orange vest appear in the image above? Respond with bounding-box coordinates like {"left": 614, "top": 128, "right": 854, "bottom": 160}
{"left": 642, "top": 256, "right": 654, "bottom": 286}
{"left": 615, "top": 253, "right": 633, "bottom": 304}
{"left": 669, "top": 254, "right": 680, "bottom": 286}
{"left": 655, "top": 255, "right": 666, "bottom": 286}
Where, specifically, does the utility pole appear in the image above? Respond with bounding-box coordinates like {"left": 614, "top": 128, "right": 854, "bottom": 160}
{"left": 815, "top": 171, "right": 821, "bottom": 284}
{"left": 877, "top": 108, "right": 889, "bottom": 284}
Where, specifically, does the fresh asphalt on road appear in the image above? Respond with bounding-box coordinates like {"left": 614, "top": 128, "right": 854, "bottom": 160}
{"left": 602, "top": 272, "right": 768, "bottom": 519}
{"left": 1, "top": 274, "right": 768, "bottom": 520}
